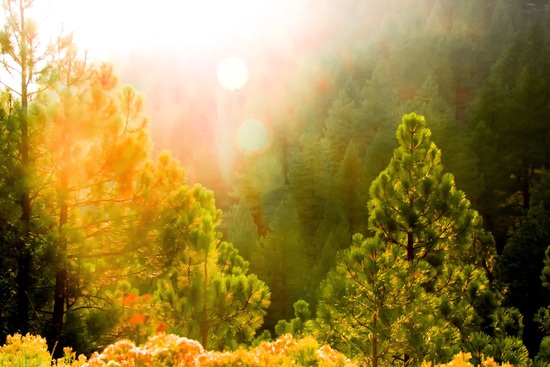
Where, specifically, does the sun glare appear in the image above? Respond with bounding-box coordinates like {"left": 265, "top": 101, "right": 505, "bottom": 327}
{"left": 237, "top": 119, "right": 269, "bottom": 153}
{"left": 44, "top": 0, "right": 279, "bottom": 61}
{"left": 217, "top": 57, "right": 249, "bottom": 92}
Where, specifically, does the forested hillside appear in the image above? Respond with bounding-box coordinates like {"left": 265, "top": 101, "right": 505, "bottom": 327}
{"left": 1, "top": 0, "right": 550, "bottom": 366}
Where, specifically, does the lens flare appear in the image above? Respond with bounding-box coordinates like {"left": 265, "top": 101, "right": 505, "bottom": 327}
{"left": 217, "top": 57, "right": 249, "bottom": 92}
{"left": 237, "top": 119, "right": 268, "bottom": 152}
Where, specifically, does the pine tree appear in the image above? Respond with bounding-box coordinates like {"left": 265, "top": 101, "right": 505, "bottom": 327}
{"left": 254, "top": 194, "right": 309, "bottom": 331}
{"left": 356, "top": 66, "right": 399, "bottom": 159}
{"left": 226, "top": 196, "right": 259, "bottom": 263}
{"left": 405, "top": 76, "right": 484, "bottom": 204}
{"left": 151, "top": 184, "right": 270, "bottom": 350}
{"left": 324, "top": 89, "right": 359, "bottom": 166}
{"left": 500, "top": 169, "right": 550, "bottom": 355}
{"left": 287, "top": 126, "right": 333, "bottom": 251}
{"left": 316, "top": 234, "right": 450, "bottom": 367}
{"left": 33, "top": 58, "right": 151, "bottom": 352}
{"left": 316, "top": 113, "right": 498, "bottom": 366}
{"left": 0, "top": 0, "right": 70, "bottom": 336}
{"left": 470, "top": 21, "right": 550, "bottom": 229}
{"left": 334, "top": 142, "right": 368, "bottom": 235}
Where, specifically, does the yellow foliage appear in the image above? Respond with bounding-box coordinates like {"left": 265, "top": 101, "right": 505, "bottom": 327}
{"left": 0, "top": 333, "right": 86, "bottom": 367}
{"left": 84, "top": 333, "right": 357, "bottom": 367}
{"left": 420, "top": 352, "right": 514, "bottom": 367}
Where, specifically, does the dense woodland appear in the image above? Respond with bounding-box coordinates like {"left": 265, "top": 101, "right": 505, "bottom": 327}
{"left": 2, "top": 0, "right": 550, "bottom": 366}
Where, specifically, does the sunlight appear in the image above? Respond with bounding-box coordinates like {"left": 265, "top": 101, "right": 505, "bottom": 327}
{"left": 217, "top": 57, "right": 249, "bottom": 92}
{"left": 237, "top": 119, "right": 268, "bottom": 153}
{"left": 46, "top": 0, "right": 276, "bottom": 60}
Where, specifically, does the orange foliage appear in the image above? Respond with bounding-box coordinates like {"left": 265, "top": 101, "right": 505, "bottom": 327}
{"left": 84, "top": 333, "right": 357, "bottom": 367}
{"left": 128, "top": 313, "right": 147, "bottom": 326}
{"left": 156, "top": 322, "right": 168, "bottom": 333}
{"left": 420, "top": 352, "right": 513, "bottom": 367}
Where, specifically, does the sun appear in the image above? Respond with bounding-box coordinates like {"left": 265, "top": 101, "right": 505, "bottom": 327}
{"left": 45, "top": 0, "right": 276, "bottom": 60}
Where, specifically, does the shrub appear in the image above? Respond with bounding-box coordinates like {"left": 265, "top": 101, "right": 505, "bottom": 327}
{"left": 0, "top": 333, "right": 86, "bottom": 367}
{"left": 420, "top": 352, "right": 513, "bottom": 367}
{"left": 84, "top": 333, "right": 357, "bottom": 367}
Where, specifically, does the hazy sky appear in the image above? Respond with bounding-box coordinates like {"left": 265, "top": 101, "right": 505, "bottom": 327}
{"left": 38, "top": 0, "right": 309, "bottom": 61}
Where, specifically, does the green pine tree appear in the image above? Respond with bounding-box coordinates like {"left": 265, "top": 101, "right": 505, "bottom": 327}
{"left": 287, "top": 126, "right": 333, "bottom": 252}
{"left": 316, "top": 113, "right": 498, "bottom": 366}
{"left": 334, "top": 142, "right": 369, "bottom": 235}
{"left": 152, "top": 184, "right": 270, "bottom": 350}
{"left": 226, "top": 196, "right": 259, "bottom": 263}
{"left": 254, "top": 194, "right": 309, "bottom": 332}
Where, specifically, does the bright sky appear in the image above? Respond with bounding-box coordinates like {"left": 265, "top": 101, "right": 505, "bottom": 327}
{"left": 35, "top": 0, "right": 305, "bottom": 61}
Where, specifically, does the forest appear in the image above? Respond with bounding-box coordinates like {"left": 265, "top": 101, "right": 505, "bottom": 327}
{"left": 1, "top": 0, "right": 550, "bottom": 366}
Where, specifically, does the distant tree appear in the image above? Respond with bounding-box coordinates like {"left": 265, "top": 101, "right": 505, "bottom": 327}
{"left": 324, "top": 89, "right": 359, "bottom": 166}
{"left": 357, "top": 66, "right": 399, "bottom": 159}
{"left": 501, "top": 169, "right": 550, "bottom": 356}
{"left": 287, "top": 126, "right": 333, "bottom": 251}
{"left": 226, "top": 196, "right": 259, "bottom": 262}
{"left": 405, "top": 76, "right": 484, "bottom": 205}
{"left": 254, "top": 194, "right": 309, "bottom": 331}
{"left": 334, "top": 142, "right": 368, "bottom": 235}
{"left": 469, "top": 22, "right": 550, "bottom": 243}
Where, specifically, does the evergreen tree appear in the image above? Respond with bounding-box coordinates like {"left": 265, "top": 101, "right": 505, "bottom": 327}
{"left": 230, "top": 149, "right": 285, "bottom": 232}
{"left": 470, "top": 22, "right": 550, "bottom": 244}
{"left": 151, "top": 184, "right": 270, "bottom": 350}
{"left": 324, "top": 89, "right": 359, "bottom": 166}
{"left": 254, "top": 194, "right": 309, "bottom": 332}
{"left": 334, "top": 142, "right": 368, "bottom": 235}
{"left": 316, "top": 113, "right": 498, "bottom": 366}
{"left": 405, "top": 76, "right": 484, "bottom": 204}
{"left": 500, "top": 169, "right": 550, "bottom": 356}
{"left": 226, "top": 196, "right": 259, "bottom": 263}
{"left": 287, "top": 126, "right": 333, "bottom": 251}
{"left": 0, "top": 0, "right": 70, "bottom": 337}
{"left": 316, "top": 234, "right": 452, "bottom": 367}
{"left": 356, "top": 66, "right": 399, "bottom": 159}
{"left": 32, "top": 58, "right": 151, "bottom": 352}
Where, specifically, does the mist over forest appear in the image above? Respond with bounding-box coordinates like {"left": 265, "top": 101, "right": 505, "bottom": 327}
{"left": 1, "top": 1, "right": 550, "bottom": 366}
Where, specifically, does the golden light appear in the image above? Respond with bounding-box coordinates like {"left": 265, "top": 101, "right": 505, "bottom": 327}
{"left": 217, "top": 57, "right": 249, "bottom": 92}
{"left": 237, "top": 119, "right": 268, "bottom": 153}
{"left": 42, "top": 0, "right": 280, "bottom": 61}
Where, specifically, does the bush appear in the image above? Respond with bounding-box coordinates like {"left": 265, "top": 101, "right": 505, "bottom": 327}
{"left": 420, "top": 352, "right": 513, "bottom": 367}
{"left": 0, "top": 333, "right": 86, "bottom": 367}
{"left": 84, "top": 332, "right": 357, "bottom": 367}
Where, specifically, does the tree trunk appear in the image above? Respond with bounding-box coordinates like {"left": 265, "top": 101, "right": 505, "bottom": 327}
{"left": 201, "top": 251, "right": 209, "bottom": 348}
{"left": 51, "top": 142, "right": 69, "bottom": 356}
{"left": 16, "top": 0, "right": 31, "bottom": 336}
{"left": 407, "top": 231, "right": 414, "bottom": 261}
{"left": 372, "top": 333, "right": 378, "bottom": 367}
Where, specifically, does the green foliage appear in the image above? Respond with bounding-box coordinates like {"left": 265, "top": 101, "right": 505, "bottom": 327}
{"left": 315, "top": 234, "right": 454, "bottom": 366}
{"left": 469, "top": 22, "right": 550, "bottom": 241}
{"left": 275, "top": 300, "right": 312, "bottom": 338}
{"left": 324, "top": 89, "right": 359, "bottom": 166}
{"left": 334, "top": 142, "right": 369, "bottom": 235}
{"left": 149, "top": 184, "right": 270, "bottom": 351}
{"left": 287, "top": 126, "right": 333, "bottom": 248}
{"left": 254, "top": 194, "right": 309, "bottom": 330}
{"left": 315, "top": 113, "right": 500, "bottom": 366}
{"left": 462, "top": 332, "right": 530, "bottom": 367}
{"left": 226, "top": 196, "right": 259, "bottom": 262}
{"left": 499, "top": 168, "right": 550, "bottom": 353}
